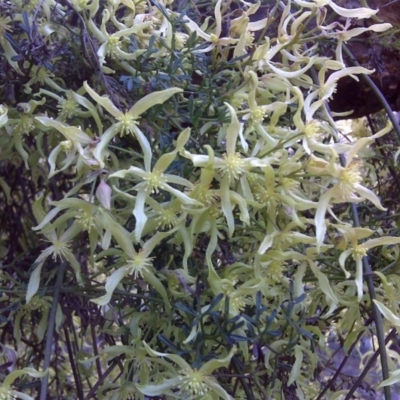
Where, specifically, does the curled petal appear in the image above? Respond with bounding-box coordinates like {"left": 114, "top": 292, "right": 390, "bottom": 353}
{"left": 315, "top": 189, "right": 334, "bottom": 250}
{"left": 91, "top": 266, "right": 130, "bottom": 305}
{"left": 355, "top": 258, "right": 364, "bottom": 302}
{"left": 329, "top": 2, "right": 378, "bottom": 19}
{"left": 338, "top": 249, "right": 352, "bottom": 278}
{"left": 133, "top": 190, "right": 148, "bottom": 242}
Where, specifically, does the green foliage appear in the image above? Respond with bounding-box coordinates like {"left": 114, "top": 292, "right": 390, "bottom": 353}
{"left": 1, "top": 0, "right": 400, "bottom": 398}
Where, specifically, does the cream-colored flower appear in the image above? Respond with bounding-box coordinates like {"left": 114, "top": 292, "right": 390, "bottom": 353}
{"left": 294, "top": 0, "right": 378, "bottom": 19}
{"left": 110, "top": 128, "right": 199, "bottom": 241}
{"left": 335, "top": 224, "right": 400, "bottom": 301}
{"left": 84, "top": 81, "right": 182, "bottom": 169}
{"left": 184, "top": 0, "right": 237, "bottom": 53}
{"left": 314, "top": 121, "right": 392, "bottom": 249}
{"left": 137, "top": 343, "right": 236, "bottom": 400}
{"left": 0, "top": 368, "right": 47, "bottom": 400}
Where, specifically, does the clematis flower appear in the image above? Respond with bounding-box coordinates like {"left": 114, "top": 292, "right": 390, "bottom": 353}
{"left": 83, "top": 81, "right": 182, "bottom": 170}
{"left": 0, "top": 368, "right": 47, "bottom": 400}
{"left": 110, "top": 128, "right": 200, "bottom": 241}
{"left": 14, "top": 295, "right": 63, "bottom": 343}
{"left": 304, "top": 65, "right": 374, "bottom": 121}
{"left": 293, "top": 0, "right": 378, "bottom": 19}
{"left": 86, "top": 8, "right": 150, "bottom": 66}
{"left": 300, "top": 119, "right": 352, "bottom": 155}
{"left": 184, "top": 0, "right": 237, "bottom": 53}
{"left": 183, "top": 103, "right": 277, "bottom": 236}
{"left": 36, "top": 89, "right": 103, "bottom": 132}
{"left": 23, "top": 65, "right": 65, "bottom": 94}
{"left": 320, "top": 20, "right": 392, "bottom": 66}
{"left": 27, "top": 197, "right": 86, "bottom": 304}
{"left": 334, "top": 224, "right": 400, "bottom": 301}
{"left": 35, "top": 117, "right": 98, "bottom": 176}
{"left": 314, "top": 121, "right": 392, "bottom": 249}
{"left": 90, "top": 221, "right": 174, "bottom": 308}
{"left": 137, "top": 343, "right": 235, "bottom": 400}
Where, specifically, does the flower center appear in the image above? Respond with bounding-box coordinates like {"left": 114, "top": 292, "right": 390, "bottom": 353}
{"left": 117, "top": 112, "right": 138, "bottom": 136}
{"left": 47, "top": 239, "right": 71, "bottom": 260}
{"left": 338, "top": 161, "right": 362, "bottom": 199}
{"left": 60, "top": 140, "right": 74, "bottom": 152}
{"left": 245, "top": 31, "right": 255, "bottom": 47}
{"left": 14, "top": 115, "right": 35, "bottom": 134}
{"left": 0, "top": 387, "right": 13, "bottom": 400}
{"left": 180, "top": 369, "right": 209, "bottom": 397}
{"left": 209, "top": 33, "right": 219, "bottom": 44}
{"left": 106, "top": 36, "right": 121, "bottom": 58}
{"left": 75, "top": 209, "right": 95, "bottom": 231}
{"left": 303, "top": 121, "right": 320, "bottom": 139}
{"left": 126, "top": 252, "right": 153, "bottom": 279}
{"left": 155, "top": 208, "right": 178, "bottom": 229}
{"left": 58, "top": 93, "right": 80, "bottom": 119}
{"left": 144, "top": 170, "right": 166, "bottom": 193}
{"left": 190, "top": 183, "right": 217, "bottom": 206}
{"left": 251, "top": 107, "right": 266, "bottom": 124}
{"left": 222, "top": 153, "right": 246, "bottom": 181}
{"left": 281, "top": 177, "right": 299, "bottom": 191}
{"left": 352, "top": 245, "right": 367, "bottom": 260}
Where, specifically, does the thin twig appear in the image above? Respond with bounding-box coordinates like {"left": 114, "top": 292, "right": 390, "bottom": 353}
{"left": 316, "top": 317, "right": 373, "bottom": 399}
{"left": 344, "top": 329, "right": 397, "bottom": 400}
{"left": 83, "top": 356, "right": 124, "bottom": 400}
{"left": 308, "top": 43, "right": 393, "bottom": 399}
{"left": 39, "top": 261, "right": 68, "bottom": 400}
{"left": 64, "top": 324, "right": 85, "bottom": 400}
{"left": 348, "top": 202, "right": 392, "bottom": 400}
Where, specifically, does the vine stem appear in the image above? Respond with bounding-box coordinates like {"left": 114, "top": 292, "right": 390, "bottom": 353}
{"left": 346, "top": 202, "right": 392, "bottom": 400}
{"left": 39, "top": 261, "right": 68, "bottom": 400}
{"left": 307, "top": 39, "right": 393, "bottom": 398}
{"left": 344, "top": 329, "right": 397, "bottom": 400}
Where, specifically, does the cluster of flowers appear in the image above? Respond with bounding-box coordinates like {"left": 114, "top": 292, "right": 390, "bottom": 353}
{"left": 1, "top": 0, "right": 400, "bottom": 398}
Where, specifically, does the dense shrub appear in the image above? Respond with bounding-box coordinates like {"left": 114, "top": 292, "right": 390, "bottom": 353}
{"left": 1, "top": 0, "right": 400, "bottom": 399}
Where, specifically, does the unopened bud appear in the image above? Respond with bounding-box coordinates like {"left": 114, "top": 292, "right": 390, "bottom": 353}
{"left": 96, "top": 181, "right": 111, "bottom": 210}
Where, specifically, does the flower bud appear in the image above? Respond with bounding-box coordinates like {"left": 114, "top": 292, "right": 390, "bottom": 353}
{"left": 96, "top": 181, "right": 112, "bottom": 210}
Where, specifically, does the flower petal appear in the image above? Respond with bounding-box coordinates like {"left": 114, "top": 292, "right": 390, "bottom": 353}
{"left": 93, "top": 125, "right": 119, "bottom": 168}
{"left": 91, "top": 266, "right": 130, "bottom": 305}
{"left": 329, "top": 2, "right": 378, "bottom": 19}
{"left": 354, "top": 184, "right": 386, "bottom": 211}
{"left": 26, "top": 261, "right": 46, "bottom": 303}
{"left": 201, "top": 347, "right": 236, "bottom": 374}
{"left": 128, "top": 88, "right": 182, "bottom": 119}
{"left": 132, "top": 125, "right": 152, "bottom": 172}
{"left": 136, "top": 377, "right": 181, "bottom": 396}
{"left": 133, "top": 189, "right": 148, "bottom": 242}
{"left": 84, "top": 82, "right": 121, "bottom": 118}
{"left": 220, "top": 176, "right": 235, "bottom": 237}
{"left": 363, "top": 236, "right": 400, "bottom": 250}
{"left": 355, "top": 258, "right": 364, "bottom": 302}
{"left": 374, "top": 299, "right": 400, "bottom": 327}
{"left": 315, "top": 189, "right": 334, "bottom": 249}
{"left": 338, "top": 249, "right": 352, "bottom": 278}
{"left": 224, "top": 103, "right": 240, "bottom": 156}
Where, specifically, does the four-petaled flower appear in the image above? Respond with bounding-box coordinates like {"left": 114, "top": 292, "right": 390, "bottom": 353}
{"left": 137, "top": 343, "right": 236, "bottom": 400}
{"left": 110, "top": 128, "right": 200, "bottom": 241}
{"left": 184, "top": 0, "right": 238, "bottom": 53}
{"left": 334, "top": 224, "right": 400, "bottom": 301}
{"left": 84, "top": 82, "right": 182, "bottom": 170}
{"left": 314, "top": 121, "right": 392, "bottom": 249}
